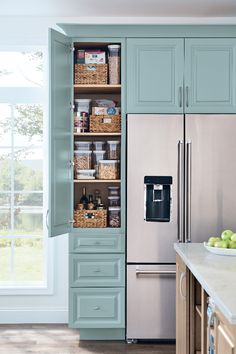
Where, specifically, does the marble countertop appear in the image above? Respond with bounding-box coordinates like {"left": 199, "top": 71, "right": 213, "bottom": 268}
{"left": 174, "top": 243, "right": 236, "bottom": 324}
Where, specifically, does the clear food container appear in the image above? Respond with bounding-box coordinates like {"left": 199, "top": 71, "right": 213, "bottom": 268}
{"left": 93, "top": 150, "right": 106, "bottom": 177}
{"left": 108, "top": 44, "right": 121, "bottom": 85}
{"left": 74, "top": 98, "right": 92, "bottom": 114}
{"left": 74, "top": 141, "right": 92, "bottom": 150}
{"left": 108, "top": 186, "right": 120, "bottom": 196}
{"left": 108, "top": 206, "right": 121, "bottom": 227}
{"left": 98, "top": 160, "right": 120, "bottom": 180}
{"left": 76, "top": 169, "right": 96, "bottom": 180}
{"left": 107, "top": 140, "right": 120, "bottom": 159}
{"left": 93, "top": 141, "right": 106, "bottom": 151}
{"left": 108, "top": 196, "right": 120, "bottom": 206}
{"left": 74, "top": 150, "right": 92, "bottom": 170}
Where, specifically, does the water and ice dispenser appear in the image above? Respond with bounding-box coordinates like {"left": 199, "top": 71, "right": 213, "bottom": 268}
{"left": 144, "top": 176, "right": 172, "bottom": 222}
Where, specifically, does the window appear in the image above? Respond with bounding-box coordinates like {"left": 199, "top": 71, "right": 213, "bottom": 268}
{"left": 0, "top": 48, "right": 48, "bottom": 290}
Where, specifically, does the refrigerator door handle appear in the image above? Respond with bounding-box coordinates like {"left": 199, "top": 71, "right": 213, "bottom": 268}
{"left": 186, "top": 141, "right": 192, "bottom": 242}
{"left": 178, "top": 140, "right": 184, "bottom": 242}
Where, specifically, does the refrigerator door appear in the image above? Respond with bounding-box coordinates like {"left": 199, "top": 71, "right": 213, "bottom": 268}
{"left": 186, "top": 115, "right": 236, "bottom": 243}
{"left": 127, "top": 264, "right": 176, "bottom": 340}
{"left": 127, "top": 114, "right": 183, "bottom": 263}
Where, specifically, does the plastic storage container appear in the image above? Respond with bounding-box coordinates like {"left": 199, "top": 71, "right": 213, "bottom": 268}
{"left": 98, "top": 160, "right": 120, "bottom": 180}
{"left": 93, "top": 150, "right": 106, "bottom": 177}
{"left": 108, "top": 186, "right": 120, "bottom": 196}
{"left": 108, "top": 45, "right": 121, "bottom": 85}
{"left": 108, "top": 206, "right": 121, "bottom": 227}
{"left": 108, "top": 196, "right": 120, "bottom": 206}
{"left": 74, "top": 98, "right": 92, "bottom": 114}
{"left": 74, "top": 141, "right": 92, "bottom": 150}
{"left": 74, "top": 150, "right": 92, "bottom": 170}
{"left": 107, "top": 140, "right": 120, "bottom": 159}
{"left": 76, "top": 169, "right": 96, "bottom": 180}
{"left": 93, "top": 141, "right": 106, "bottom": 151}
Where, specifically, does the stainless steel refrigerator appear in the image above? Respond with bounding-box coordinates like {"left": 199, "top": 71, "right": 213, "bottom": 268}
{"left": 127, "top": 114, "right": 236, "bottom": 341}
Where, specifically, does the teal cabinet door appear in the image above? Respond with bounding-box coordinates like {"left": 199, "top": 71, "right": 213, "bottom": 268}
{"left": 127, "top": 38, "right": 184, "bottom": 113}
{"left": 70, "top": 254, "right": 125, "bottom": 287}
{"left": 48, "top": 29, "right": 73, "bottom": 236}
{"left": 185, "top": 38, "right": 236, "bottom": 113}
{"left": 69, "top": 288, "right": 125, "bottom": 328}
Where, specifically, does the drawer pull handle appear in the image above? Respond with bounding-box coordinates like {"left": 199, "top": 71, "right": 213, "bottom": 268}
{"left": 94, "top": 241, "right": 101, "bottom": 245}
{"left": 94, "top": 269, "right": 101, "bottom": 273}
{"left": 93, "top": 306, "right": 100, "bottom": 310}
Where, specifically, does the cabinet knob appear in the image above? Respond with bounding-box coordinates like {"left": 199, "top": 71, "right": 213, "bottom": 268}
{"left": 94, "top": 269, "right": 101, "bottom": 273}
{"left": 93, "top": 306, "right": 100, "bottom": 310}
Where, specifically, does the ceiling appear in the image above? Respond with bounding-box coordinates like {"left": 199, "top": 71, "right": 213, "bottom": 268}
{"left": 1, "top": 0, "right": 236, "bottom": 17}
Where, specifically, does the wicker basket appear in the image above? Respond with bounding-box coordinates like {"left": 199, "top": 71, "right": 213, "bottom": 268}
{"left": 74, "top": 64, "right": 108, "bottom": 85}
{"left": 90, "top": 115, "right": 121, "bottom": 133}
{"left": 74, "top": 209, "right": 107, "bottom": 228}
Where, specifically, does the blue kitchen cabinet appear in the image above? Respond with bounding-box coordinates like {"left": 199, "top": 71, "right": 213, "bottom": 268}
{"left": 127, "top": 38, "right": 184, "bottom": 113}
{"left": 185, "top": 38, "right": 236, "bottom": 113}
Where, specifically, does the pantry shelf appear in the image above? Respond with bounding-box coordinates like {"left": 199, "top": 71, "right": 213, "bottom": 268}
{"left": 74, "top": 179, "right": 121, "bottom": 183}
{"left": 74, "top": 132, "right": 121, "bottom": 137}
{"left": 74, "top": 84, "right": 121, "bottom": 94}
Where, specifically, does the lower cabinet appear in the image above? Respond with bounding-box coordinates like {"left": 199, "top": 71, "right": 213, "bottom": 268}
{"left": 176, "top": 254, "right": 189, "bottom": 354}
{"left": 215, "top": 310, "right": 236, "bottom": 354}
{"left": 69, "top": 234, "right": 125, "bottom": 340}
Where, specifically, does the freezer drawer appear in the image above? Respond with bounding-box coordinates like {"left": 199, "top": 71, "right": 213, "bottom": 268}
{"left": 127, "top": 264, "right": 176, "bottom": 340}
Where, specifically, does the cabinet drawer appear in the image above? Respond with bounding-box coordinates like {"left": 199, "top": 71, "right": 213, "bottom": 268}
{"left": 69, "top": 288, "right": 125, "bottom": 328}
{"left": 70, "top": 254, "right": 125, "bottom": 287}
{"left": 69, "top": 234, "right": 125, "bottom": 253}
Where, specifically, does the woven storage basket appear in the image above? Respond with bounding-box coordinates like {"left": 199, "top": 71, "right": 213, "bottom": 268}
{"left": 90, "top": 115, "right": 121, "bottom": 133}
{"left": 74, "top": 209, "right": 107, "bottom": 228}
{"left": 74, "top": 64, "right": 108, "bottom": 85}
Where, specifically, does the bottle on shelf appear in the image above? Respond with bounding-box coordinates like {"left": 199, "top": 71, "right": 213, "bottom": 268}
{"left": 88, "top": 194, "right": 95, "bottom": 210}
{"left": 80, "top": 187, "right": 89, "bottom": 209}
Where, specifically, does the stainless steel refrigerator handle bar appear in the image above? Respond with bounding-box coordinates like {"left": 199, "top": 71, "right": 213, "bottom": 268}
{"left": 136, "top": 270, "right": 176, "bottom": 275}
{"left": 186, "top": 141, "right": 192, "bottom": 242}
{"left": 178, "top": 141, "right": 184, "bottom": 242}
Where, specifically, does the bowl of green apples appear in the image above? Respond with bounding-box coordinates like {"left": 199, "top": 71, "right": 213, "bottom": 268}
{"left": 204, "top": 230, "right": 236, "bottom": 256}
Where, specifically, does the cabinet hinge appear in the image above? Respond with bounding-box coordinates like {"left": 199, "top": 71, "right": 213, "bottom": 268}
{"left": 70, "top": 102, "right": 75, "bottom": 112}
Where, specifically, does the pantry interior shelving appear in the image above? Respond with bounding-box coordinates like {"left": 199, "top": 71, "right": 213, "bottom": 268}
{"left": 74, "top": 84, "right": 121, "bottom": 94}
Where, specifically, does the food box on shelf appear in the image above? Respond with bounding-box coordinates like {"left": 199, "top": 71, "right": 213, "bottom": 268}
{"left": 85, "top": 51, "right": 106, "bottom": 64}
{"left": 92, "top": 107, "right": 120, "bottom": 116}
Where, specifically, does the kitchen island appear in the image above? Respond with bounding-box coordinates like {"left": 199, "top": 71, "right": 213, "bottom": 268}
{"left": 174, "top": 243, "right": 236, "bottom": 354}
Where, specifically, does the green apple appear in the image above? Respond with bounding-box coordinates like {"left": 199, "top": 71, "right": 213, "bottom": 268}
{"left": 207, "top": 237, "right": 219, "bottom": 247}
{"left": 229, "top": 241, "right": 236, "bottom": 249}
{"left": 214, "top": 240, "right": 228, "bottom": 248}
{"left": 230, "top": 233, "right": 236, "bottom": 242}
{"left": 221, "top": 230, "right": 234, "bottom": 241}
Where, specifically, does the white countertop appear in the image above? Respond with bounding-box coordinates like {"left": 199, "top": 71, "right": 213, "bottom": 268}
{"left": 174, "top": 243, "right": 236, "bottom": 324}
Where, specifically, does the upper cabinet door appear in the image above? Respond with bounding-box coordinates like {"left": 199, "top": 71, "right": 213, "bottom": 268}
{"left": 127, "top": 38, "right": 184, "bottom": 113}
{"left": 185, "top": 38, "right": 236, "bottom": 113}
{"left": 48, "top": 29, "right": 73, "bottom": 237}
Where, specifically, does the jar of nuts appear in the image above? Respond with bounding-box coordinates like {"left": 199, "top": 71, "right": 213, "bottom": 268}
{"left": 98, "top": 160, "right": 120, "bottom": 180}
{"left": 108, "top": 206, "right": 120, "bottom": 227}
{"left": 74, "top": 150, "right": 92, "bottom": 170}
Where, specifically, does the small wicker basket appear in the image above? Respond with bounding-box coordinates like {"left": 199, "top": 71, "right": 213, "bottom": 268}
{"left": 74, "top": 64, "right": 108, "bottom": 85}
{"left": 74, "top": 209, "right": 107, "bottom": 228}
{"left": 90, "top": 115, "right": 121, "bottom": 133}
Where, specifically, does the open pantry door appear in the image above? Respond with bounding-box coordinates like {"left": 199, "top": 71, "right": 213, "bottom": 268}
{"left": 48, "top": 29, "right": 73, "bottom": 237}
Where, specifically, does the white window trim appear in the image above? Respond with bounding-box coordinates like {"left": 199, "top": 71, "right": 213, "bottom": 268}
{"left": 0, "top": 45, "right": 53, "bottom": 295}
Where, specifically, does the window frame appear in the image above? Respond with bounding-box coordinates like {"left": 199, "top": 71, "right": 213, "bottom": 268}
{"left": 0, "top": 45, "right": 53, "bottom": 295}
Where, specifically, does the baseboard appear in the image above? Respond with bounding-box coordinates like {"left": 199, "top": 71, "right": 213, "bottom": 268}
{"left": 0, "top": 307, "right": 68, "bottom": 324}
